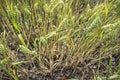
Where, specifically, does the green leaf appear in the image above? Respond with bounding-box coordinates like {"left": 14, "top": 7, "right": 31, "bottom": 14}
{"left": 12, "top": 61, "right": 27, "bottom": 65}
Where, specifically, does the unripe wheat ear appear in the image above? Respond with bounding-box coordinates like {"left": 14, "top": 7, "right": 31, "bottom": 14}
{"left": 0, "top": 43, "right": 5, "bottom": 55}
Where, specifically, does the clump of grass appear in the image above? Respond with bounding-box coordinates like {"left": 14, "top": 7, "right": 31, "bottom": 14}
{"left": 0, "top": 0, "right": 120, "bottom": 79}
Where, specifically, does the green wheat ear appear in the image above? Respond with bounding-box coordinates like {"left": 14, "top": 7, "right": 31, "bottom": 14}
{"left": 0, "top": 43, "right": 5, "bottom": 55}
{"left": 19, "top": 45, "right": 37, "bottom": 55}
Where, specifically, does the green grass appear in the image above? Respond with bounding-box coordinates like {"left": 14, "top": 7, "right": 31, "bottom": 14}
{"left": 0, "top": 0, "right": 120, "bottom": 79}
